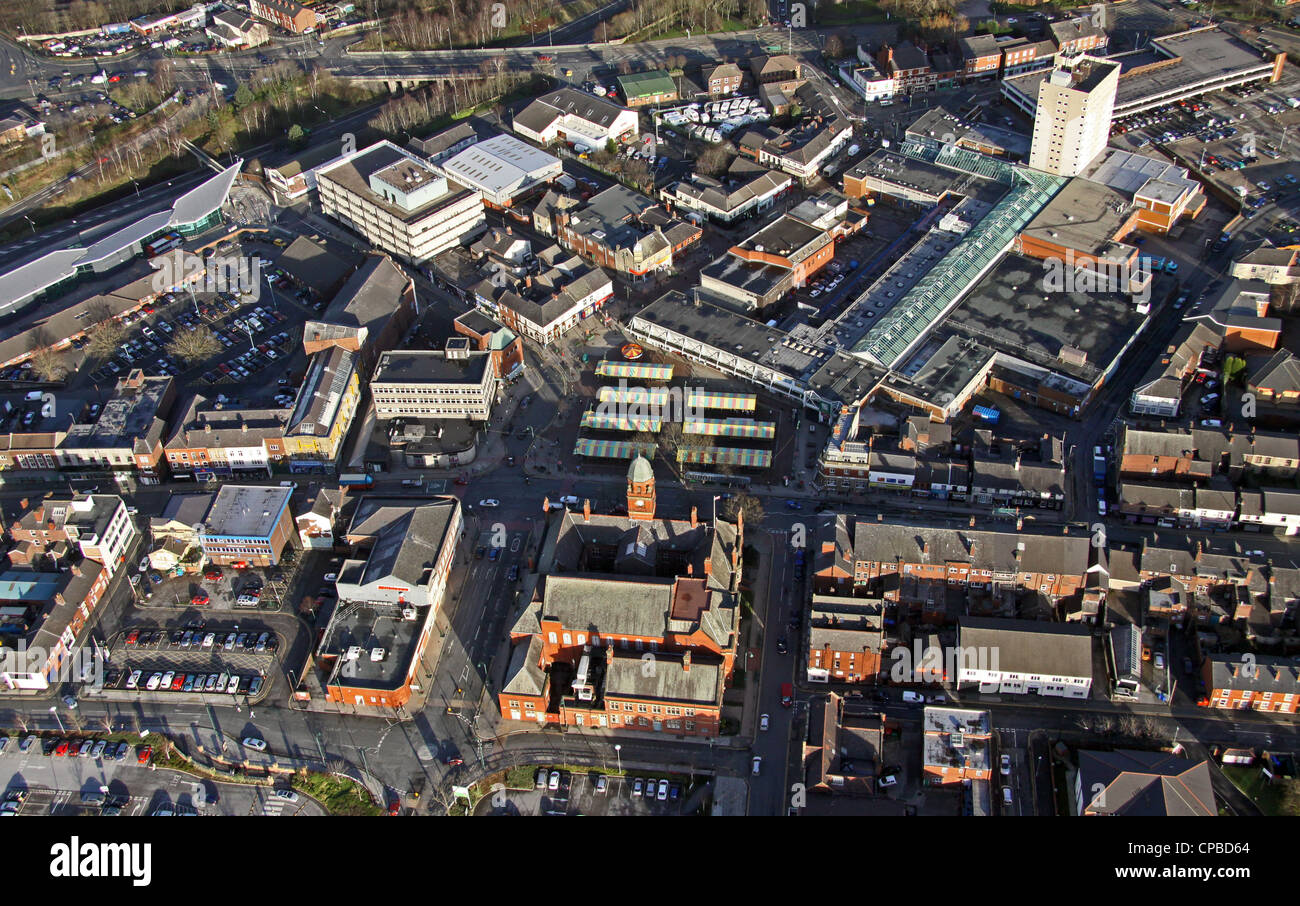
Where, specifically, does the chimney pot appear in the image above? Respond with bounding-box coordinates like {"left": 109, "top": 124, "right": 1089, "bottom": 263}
{"left": 682, "top": 650, "right": 691, "bottom": 672}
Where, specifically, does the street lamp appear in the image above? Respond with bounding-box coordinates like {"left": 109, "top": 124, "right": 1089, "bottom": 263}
{"left": 50, "top": 706, "right": 65, "bottom": 734}
{"left": 614, "top": 744, "right": 622, "bottom": 774}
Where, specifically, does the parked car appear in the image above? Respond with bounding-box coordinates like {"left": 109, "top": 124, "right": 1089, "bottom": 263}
{"left": 242, "top": 737, "right": 268, "bottom": 752}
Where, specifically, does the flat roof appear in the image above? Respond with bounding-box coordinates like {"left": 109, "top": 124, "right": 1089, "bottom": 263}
{"left": 203, "top": 485, "right": 292, "bottom": 539}
{"left": 317, "top": 141, "right": 474, "bottom": 225}
{"left": 372, "top": 349, "right": 490, "bottom": 384}
{"left": 946, "top": 252, "right": 1149, "bottom": 384}
{"left": 1020, "top": 177, "right": 1132, "bottom": 259}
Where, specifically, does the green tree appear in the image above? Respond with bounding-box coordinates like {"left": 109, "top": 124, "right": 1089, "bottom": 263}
{"left": 287, "top": 124, "right": 307, "bottom": 146}
{"left": 234, "top": 84, "right": 254, "bottom": 109}
{"left": 606, "top": 138, "right": 618, "bottom": 155}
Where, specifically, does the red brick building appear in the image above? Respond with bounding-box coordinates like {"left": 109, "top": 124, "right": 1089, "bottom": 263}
{"left": 500, "top": 458, "right": 743, "bottom": 736}
{"left": 1202, "top": 652, "right": 1299, "bottom": 713}
{"left": 249, "top": 0, "right": 315, "bottom": 33}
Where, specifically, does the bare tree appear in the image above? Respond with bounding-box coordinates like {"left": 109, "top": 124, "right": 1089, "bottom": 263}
{"left": 84, "top": 315, "right": 126, "bottom": 362}
{"left": 167, "top": 327, "right": 222, "bottom": 365}
{"left": 721, "top": 493, "right": 765, "bottom": 527}
{"left": 28, "top": 346, "right": 68, "bottom": 382}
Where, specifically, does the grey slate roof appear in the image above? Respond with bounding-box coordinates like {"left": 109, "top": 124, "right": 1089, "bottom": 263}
{"left": 502, "top": 635, "right": 546, "bottom": 696}
{"left": 958, "top": 617, "right": 1093, "bottom": 678}
{"left": 1209, "top": 652, "right": 1300, "bottom": 696}
{"left": 603, "top": 650, "right": 723, "bottom": 705}
{"left": 1077, "top": 750, "right": 1215, "bottom": 816}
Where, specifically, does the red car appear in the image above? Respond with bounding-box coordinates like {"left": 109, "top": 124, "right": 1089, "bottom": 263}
{"left": 170, "top": 675, "right": 185, "bottom": 691}
{"left": 191, "top": 592, "right": 209, "bottom": 606}
{"left": 204, "top": 570, "right": 221, "bottom": 581}
{"left": 108, "top": 74, "right": 121, "bottom": 82}
{"left": 125, "top": 629, "right": 140, "bottom": 646}
{"left": 387, "top": 800, "right": 401, "bottom": 815}
{"left": 137, "top": 745, "right": 151, "bottom": 764}
{"left": 55, "top": 740, "right": 71, "bottom": 756}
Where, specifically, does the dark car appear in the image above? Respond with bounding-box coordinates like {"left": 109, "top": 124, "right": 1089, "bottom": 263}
{"left": 475, "top": 546, "right": 486, "bottom": 560}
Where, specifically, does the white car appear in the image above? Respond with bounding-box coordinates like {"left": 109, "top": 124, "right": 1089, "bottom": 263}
{"left": 242, "top": 737, "right": 268, "bottom": 752}
{"left": 478, "top": 499, "right": 500, "bottom": 508}
{"left": 126, "top": 669, "right": 142, "bottom": 690}
{"left": 138, "top": 557, "right": 149, "bottom": 572}
{"left": 1000, "top": 754, "right": 1011, "bottom": 776}
{"left": 760, "top": 713, "right": 770, "bottom": 731}
{"left": 878, "top": 775, "right": 898, "bottom": 788}
{"left": 323, "top": 573, "right": 337, "bottom": 582}
{"left": 273, "top": 789, "right": 299, "bottom": 802}
{"left": 145, "top": 673, "right": 162, "bottom": 691}
{"left": 751, "top": 756, "right": 762, "bottom": 775}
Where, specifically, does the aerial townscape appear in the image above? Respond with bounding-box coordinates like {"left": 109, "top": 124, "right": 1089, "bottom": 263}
{"left": 0, "top": 0, "right": 1298, "bottom": 845}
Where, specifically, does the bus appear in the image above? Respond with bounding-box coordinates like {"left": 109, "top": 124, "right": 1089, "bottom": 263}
{"left": 145, "top": 232, "right": 182, "bottom": 258}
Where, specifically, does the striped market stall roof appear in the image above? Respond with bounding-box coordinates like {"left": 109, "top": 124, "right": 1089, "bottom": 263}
{"left": 597, "top": 386, "right": 672, "bottom": 406}
{"left": 594, "top": 361, "right": 675, "bottom": 381}
{"left": 684, "top": 417, "right": 776, "bottom": 439}
{"left": 686, "top": 389, "right": 757, "bottom": 411}
{"left": 676, "top": 446, "right": 773, "bottom": 468}
{"left": 573, "top": 438, "right": 659, "bottom": 459}
{"left": 581, "top": 412, "right": 663, "bottom": 432}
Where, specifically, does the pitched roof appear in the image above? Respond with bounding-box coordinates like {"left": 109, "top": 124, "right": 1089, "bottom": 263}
{"left": 1077, "top": 750, "right": 1215, "bottom": 816}
{"left": 958, "top": 617, "right": 1093, "bottom": 678}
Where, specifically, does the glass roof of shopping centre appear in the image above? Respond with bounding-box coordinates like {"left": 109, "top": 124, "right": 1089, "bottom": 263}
{"left": 852, "top": 139, "right": 1065, "bottom": 368}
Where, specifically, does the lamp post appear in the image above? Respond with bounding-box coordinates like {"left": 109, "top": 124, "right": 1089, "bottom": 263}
{"left": 50, "top": 706, "right": 65, "bottom": 734}
{"left": 614, "top": 743, "right": 622, "bottom": 774}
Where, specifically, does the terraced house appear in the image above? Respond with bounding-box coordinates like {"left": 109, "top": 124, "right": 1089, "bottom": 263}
{"left": 500, "top": 459, "right": 743, "bottom": 735}
{"left": 813, "top": 516, "right": 1094, "bottom": 619}
{"left": 164, "top": 395, "right": 290, "bottom": 480}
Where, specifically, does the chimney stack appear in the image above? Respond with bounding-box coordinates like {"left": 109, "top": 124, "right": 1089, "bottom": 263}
{"left": 605, "top": 646, "right": 614, "bottom": 665}
{"left": 682, "top": 650, "right": 691, "bottom": 672}
{"left": 969, "top": 515, "right": 976, "bottom": 528}
{"left": 583, "top": 498, "right": 591, "bottom": 522}
{"left": 542, "top": 496, "right": 551, "bottom": 513}
{"left": 690, "top": 505, "right": 698, "bottom": 528}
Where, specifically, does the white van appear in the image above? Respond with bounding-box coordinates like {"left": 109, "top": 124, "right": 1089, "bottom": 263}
{"left": 901, "top": 691, "right": 926, "bottom": 704}
{"left": 559, "top": 495, "right": 580, "bottom": 505}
